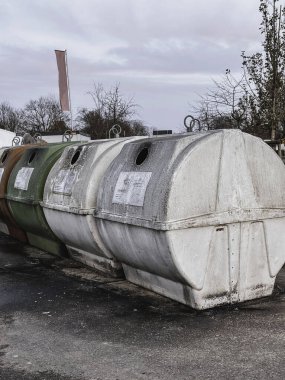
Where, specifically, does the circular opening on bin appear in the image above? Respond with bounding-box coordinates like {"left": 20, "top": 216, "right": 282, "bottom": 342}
{"left": 136, "top": 147, "right": 149, "bottom": 165}
{"left": 71, "top": 150, "right": 81, "bottom": 165}
{"left": 28, "top": 151, "right": 36, "bottom": 164}
{"left": 1, "top": 151, "right": 8, "bottom": 163}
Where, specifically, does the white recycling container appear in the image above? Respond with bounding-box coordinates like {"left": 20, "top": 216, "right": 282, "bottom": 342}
{"left": 95, "top": 130, "right": 285, "bottom": 309}
{"left": 42, "top": 137, "right": 143, "bottom": 276}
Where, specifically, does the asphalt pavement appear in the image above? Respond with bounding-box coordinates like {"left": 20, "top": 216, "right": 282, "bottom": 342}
{"left": 0, "top": 232, "right": 284, "bottom": 380}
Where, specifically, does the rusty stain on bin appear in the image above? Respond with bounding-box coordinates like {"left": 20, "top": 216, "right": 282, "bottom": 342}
{"left": 0, "top": 145, "right": 34, "bottom": 242}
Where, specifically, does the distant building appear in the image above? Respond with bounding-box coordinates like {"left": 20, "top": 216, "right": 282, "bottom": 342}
{"left": 0, "top": 128, "right": 16, "bottom": 147}
{"left": 153, "top": 129, "right": 172, "bottom": 136}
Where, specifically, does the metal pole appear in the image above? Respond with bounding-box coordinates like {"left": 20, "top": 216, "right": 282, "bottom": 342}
{"left": 65, "top": 50, "right": 73, "bottom": 131}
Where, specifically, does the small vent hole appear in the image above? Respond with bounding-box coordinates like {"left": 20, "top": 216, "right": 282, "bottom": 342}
{"left": 71, "top": 150, "right": 81, "bottom": 165}
{"left": 1, "top": 151, "right": 8, "bottom": 163}
{"left": 28, "top": 152, "right": 36, "bottom": 164}
{"left": 136, "top": 147, "right": 149, "bottom": 165}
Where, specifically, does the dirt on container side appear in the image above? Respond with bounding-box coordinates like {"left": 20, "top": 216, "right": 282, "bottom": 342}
{"left": 95, "top": 130, "right": 285, "bottom": 309}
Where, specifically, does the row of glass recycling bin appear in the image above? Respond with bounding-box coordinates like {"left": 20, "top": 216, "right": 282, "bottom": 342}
{"left": 1, "top": 130, "right": 285, "bottom": 310}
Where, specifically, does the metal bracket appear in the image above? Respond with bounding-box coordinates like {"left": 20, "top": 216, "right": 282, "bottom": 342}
{"left": 12, "top": 136, "right": 21, "bottom": 146}
{"left": 62, "top": 130, "right": 73, "bottom": 142}
{"left": 184, "top": 115, "right": 201, "bottom": 132}
{"left": 109, "top": 124, "right": 122, "bottom": 139}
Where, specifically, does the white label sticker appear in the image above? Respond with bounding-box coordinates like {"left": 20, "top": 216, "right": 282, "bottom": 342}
{"left": 0, "top": 221, "right": 9, "bottom": 234}
{"left": 112, "top": 171, "right": 152, "bottom": 207}
{"left": 14, "top": 167, "right": 34, "bottom": 190}
{"left": 0, "top": 168, "right": 4, "bottom": 183}
{"left": 53, "top": 169, "right": 77, "bottom": 195}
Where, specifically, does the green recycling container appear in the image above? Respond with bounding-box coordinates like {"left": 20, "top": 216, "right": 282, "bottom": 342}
{"left": 6, "top": 142, "right": 78, "bottom": 255}
{"left": 0, "top": 143, "right": 45, "bottom": 241}
{"left": 0, "top": 145, "right": 33, "bottom": 242}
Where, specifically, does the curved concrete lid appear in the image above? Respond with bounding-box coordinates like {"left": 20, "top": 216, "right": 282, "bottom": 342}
{"left": 42, "top": 137, "right": 144, "bottom": 213}
{"left": 0, "top": 145, "right": 40, "bottom": 199}
{"left": 95, "top": 130, "right": 285, "bottom": 229}
{"left": 6, "top": 142, "right": 76, "bottom": 204}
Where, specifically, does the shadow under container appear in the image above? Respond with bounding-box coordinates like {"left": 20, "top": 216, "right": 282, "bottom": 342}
{"left": 6, "top": 142, "right": 78, "bottom": 256}
{"left": 0, "top": 145, "right": 37, "bottom": 242}
{"left": 41, "top": 137, "right": 142, "bottom": 276}
{"left": 95, "top": 130, "right": 285, "bottom": 310}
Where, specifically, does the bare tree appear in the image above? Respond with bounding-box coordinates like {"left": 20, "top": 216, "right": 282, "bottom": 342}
{"left": 76, "top": 108, "right": 104, "bottom": 139}
{"left": 129, "top": 120, "right": 149, "bottom": 136}
{"left": 21, "top": 96, "right": 69, "bottom": 134}
{"left": 77, "top": 83, "right": 147, "bottom": 139}
{"left": 103, "top": 83, "right": 137, "bottom": 124}
{"left": 191, "top": 0, "right": 285, "bottom": 140}
{"left": 191, "top": 71, "right": 247, "bottom": 130}
{"left": 0, "top": 102, "right": 23, "bottom": 132}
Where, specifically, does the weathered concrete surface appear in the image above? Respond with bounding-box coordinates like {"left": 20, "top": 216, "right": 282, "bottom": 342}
{"left": 96, "top": 131, "right": 285, "bottom": 309}
{"left": 0, "top": 232, "right": 284, "bottom": 380}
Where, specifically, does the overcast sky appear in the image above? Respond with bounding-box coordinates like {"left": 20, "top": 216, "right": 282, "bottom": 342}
{"left": 0, "top": 0, "right": 262, "bottom": 132}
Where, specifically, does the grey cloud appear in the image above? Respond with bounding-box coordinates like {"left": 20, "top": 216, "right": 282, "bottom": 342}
{"left": 103, "top": 39, "right": 245, "bottom": 74}
{"left": 0, "top": 0, "right": 263, "bottom": 131}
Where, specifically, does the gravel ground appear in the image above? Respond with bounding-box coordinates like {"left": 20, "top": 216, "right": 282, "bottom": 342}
{"left": 0, "top": 232, "right": 284, "bottom": 380}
